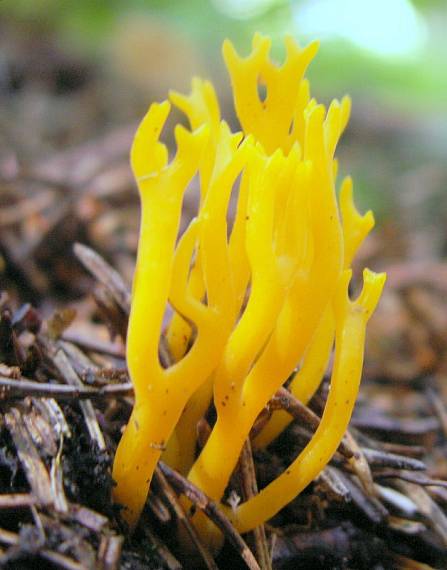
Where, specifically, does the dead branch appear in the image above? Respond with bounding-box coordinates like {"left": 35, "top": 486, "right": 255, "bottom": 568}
{"left": 159, "top": 462, "right": 261, "bottom": 570}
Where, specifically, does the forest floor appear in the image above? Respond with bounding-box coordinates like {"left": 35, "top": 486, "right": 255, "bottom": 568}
{"left": 1, "top": 18, "right": 447, "bottom": 570}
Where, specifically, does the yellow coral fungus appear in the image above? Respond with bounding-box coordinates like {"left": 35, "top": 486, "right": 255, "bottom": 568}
{"left": 112, "top": 33, "right": 386, "bottom": 539}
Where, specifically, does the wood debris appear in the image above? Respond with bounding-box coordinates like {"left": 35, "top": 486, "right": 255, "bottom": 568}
{"left": 1, "top": 108, "right": 447, "bottom": 568}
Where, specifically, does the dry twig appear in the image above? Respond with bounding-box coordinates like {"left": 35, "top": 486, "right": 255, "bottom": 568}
{"left": 0, "top": 375, "right": 132, "bottom": 401}
{"left": 239, "top": 440, "right": 272, "bottom": 570}
{"left": 159, "top": 462, "right": 261, "bottom": 570}
{"left": 155, "top": 466, "right": 219, "bottom": 570}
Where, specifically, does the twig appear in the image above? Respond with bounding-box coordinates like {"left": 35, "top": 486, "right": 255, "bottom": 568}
{"left": 351, "top": 415, "right": 439, "bottom": 441}
{"left": 0, "top": 375, "right": 133, "bottom": 401}
{"left": 362, "top": 448, "right": 426, "bottom": 471}
{"left": 4, "top": 407, "right": 53, "bottom": 506}
{"left": 155, "top": 467, "right": 219, "bottom": 570}
{"left": 50, "top": 434, "right": 69, "bottom": 513}
{"left": 333, "top": 468, "right": 388, "bottom": 524}
{"left": 93, "top": 284, "right": 129, "bottom": 340}
{"left": 52, "top": 348, "right": 106, "bottom": 450}
{"left": 159, "top": 462, "right": 261, "bottom": 570}
{"left": 38, "top": 512, "right": 97, "bottom": 568}
{"left": 375, "top": 442, "right": 426, "bottom": 459}
{"left": 394, "top": 480, "right": 447, "bottom": 547}
{"left": 426, "top": 387, "right": 447, "bottom": 440}
{"left": 0, "top": 525, "right": 85, "bottom": 570}
{"left": 0, "top": 494, "right": 36, "bottom": 509}
{"left": 147, "top": 493, "right": 172, "bottom": 523}
{"left": 59, "top": 339, "right": 99, "bottom": 376}
{"left": 69, "top": 504, "right": 109, "bottom": 533}
{"left": 144, "top": 526, "right": 182, "bottom": 570}
{"left": 239, "top": 440, "right": 271, "bottom": 570}
{"left": 376, "top": 485, "right": 419, "bottom": 518}
{"left": 97, "top": 534, "right": 124, "bottom": 570}
{"left": 315, "top": 467, "right": 351, "bottom": 503}
{"left": 62, "top": 331, "right": 126, "bottom": 359}
{"left": 392, "top": 553, "right": 438, "bottom": 569}
{"left": 74, "top": 242, "right": 131, "bottom": 314}
{"left": 344, "top": 430, "right": 376, "bottom": 496}
{"left": 375, "top": 470, "right": 447, "bottom": 489}
{"left": 268, "top": 387, "right": 354, "bottom": 459}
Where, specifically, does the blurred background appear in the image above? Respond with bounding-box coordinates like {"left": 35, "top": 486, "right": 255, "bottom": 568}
{"left": 1, "top": 0, "right": 447, "bottom": 381}
{"left": 1, "top": 5, "right": 447, "bottom": 568}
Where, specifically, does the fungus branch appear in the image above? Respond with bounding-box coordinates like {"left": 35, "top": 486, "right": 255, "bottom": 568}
{"left": 112, "top": 34, "right": 386, "bottom": 545}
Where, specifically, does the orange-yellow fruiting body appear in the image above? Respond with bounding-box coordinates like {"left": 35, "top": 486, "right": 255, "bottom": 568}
{"left": 112, "top": 33, "right": 386, "bottom": 538}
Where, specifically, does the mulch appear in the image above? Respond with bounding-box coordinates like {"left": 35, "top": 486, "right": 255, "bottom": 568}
{"left": 1, "top": 126, "right": 447, "bottom": 569}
